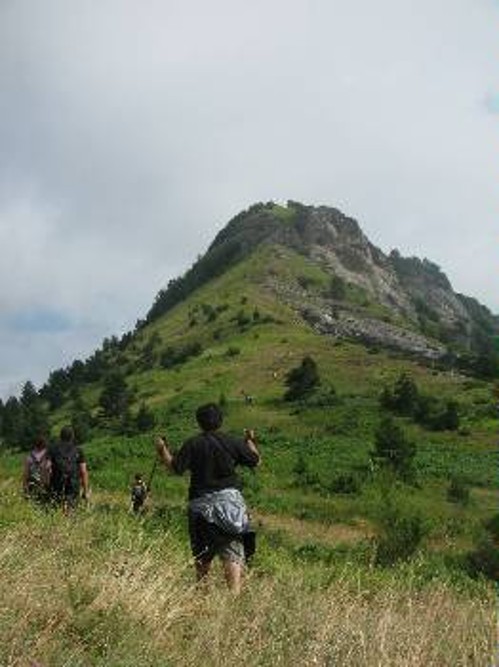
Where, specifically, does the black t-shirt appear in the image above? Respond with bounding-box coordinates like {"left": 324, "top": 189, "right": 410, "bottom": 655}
{"left": 172, "top": 431, "right": 259, "bottom": 500}
{"left": 47, "top": 442, "right": 85, "bottom": 497}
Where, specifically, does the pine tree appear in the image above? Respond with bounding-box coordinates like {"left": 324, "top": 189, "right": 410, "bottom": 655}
{"left": 20, "top": 382, "right": 49, "bottom": 449}
{"left": 372, "top": 415, "right": 416, "bottom": 481}
{"left": 284, "top": 356, "right": 320, "bottom": 401}
{"left": 135, "top": 402, "right": 156, "bottom": 432}
{"left": 98, "top": 372, "right": 130, "bottom": 419}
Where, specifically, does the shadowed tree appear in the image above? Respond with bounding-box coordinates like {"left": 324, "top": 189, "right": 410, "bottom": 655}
{"left": 99, "top": 372, "right": 130, "bottom": 419}
{"left": 372, "top": 415, "right": 416, "bottom": 481}
{"left": 284, "top": 356, "right": 320, "bottom": 401}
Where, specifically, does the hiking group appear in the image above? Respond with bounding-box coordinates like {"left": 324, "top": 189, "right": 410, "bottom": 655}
{"left": 23, "top": 403, "right": 261, "bottom": 593}
{"left": 23, "top": 425, "right": 89, "bottom": 514}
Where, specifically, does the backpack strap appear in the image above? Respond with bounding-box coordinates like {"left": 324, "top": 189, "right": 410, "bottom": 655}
{"left": 205, "top": 432, "right": 235, "bottom": 462}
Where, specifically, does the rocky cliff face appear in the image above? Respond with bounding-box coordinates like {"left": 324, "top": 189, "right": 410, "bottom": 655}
{"left": 150, "top": 200, "right": 497, "bottom": 358}
{"left": 215, "top": 201, "right": 497, "bottom": 357}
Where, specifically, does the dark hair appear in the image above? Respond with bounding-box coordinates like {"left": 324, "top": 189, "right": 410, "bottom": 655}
{"left": 196, "top": 403, "right": 223, "bottom": 432}
{"left": 60, "top": 425, "right": 75, "bottom": 443}
{"left": 34, "top": 435, "right": 47, "bottom": 450}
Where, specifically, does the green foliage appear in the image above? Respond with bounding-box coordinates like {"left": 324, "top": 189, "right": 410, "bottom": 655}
{"left": 0, "top": 396, "right": 24, "bottom": 447}
{"left": 446, "top": 476, "right": 470, "bottom": 506}
{"left": 484, "top": 513, "right": 499, "bottom": 541}
{"left": 39, "top": 368, "right": 69, "bottom": 410}
{"left": 466, "top": 510, "right": 499, "bottom": 581}
{"left": 135, "top": 402, "right": 156, "bottom": 433}
{"left": 381, "top": 373, "right": 460, "bottom": 432}
{"left": 372, "top": 416, "right": 416, "bottom": 481}
{"left": 413, "top": 296, "right": 440, "bottom": 323}
{"left": 98, "top": 372, "right": 130, "bottom": 419}
{"left": 145, "top": 240, "right": 244, "bottom": 323}
{"left": 284, "top": 356, "right": 320, "bottom": 402}
{"left": 328, "top": 274, "right": 347, "bottom": 300}
{"left": 232, "top": 309, "right": 251, "bottom": 328}
{"left": 292, "top": 453, "right": 320, "bottom": 488}
{"left": 380, "top": 373, "right": 419, "bottom": 416}
{"left": 303, "top": 385, "right": 338, "bottom": 407}
{"left": 415, "top": 396, "right": 460, "bottom": 431}
{"left": 218, "top": 392, "right": 228, "bottom": 413}
{"left": 328, "top": 473, "right": 362, "bottom": 495}
{"left": 374, "top": 507, "right": 426, "bottom": 566}
{"left": 0, "top": 383, "right": 49, "bottom": 449}
{"left": 70, "top": 394, "right": 93, "bottom": 443}
{"left": 160, "top": 341, "right": 202, "bottom": 369}
{"left": 466, "top": 536, "right": 499, "bottom": 581}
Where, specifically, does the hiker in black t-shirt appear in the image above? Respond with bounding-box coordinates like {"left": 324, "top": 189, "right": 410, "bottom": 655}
{"left": 47, "top": 425, "right": 89, "bottom": 514}
{"left": 155, "top": 402, "right": 260, "bottom": 593}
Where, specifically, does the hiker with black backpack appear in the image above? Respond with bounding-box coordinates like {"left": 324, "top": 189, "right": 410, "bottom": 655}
{"left": 155, "top": 402, "right": 260, "bottom": 594}
{"left": 47, "top": 425, "right": 89, "bottom": 514}
{"left": 23, "top": 436, "right": 50, "bottom": 504}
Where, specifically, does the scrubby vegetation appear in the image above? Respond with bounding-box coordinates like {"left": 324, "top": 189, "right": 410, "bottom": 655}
{"left": 0, "top": 233, "right": 497, "bottom": 665}
{"left": 0, "top": 481, "right": 495, "bottom": 667}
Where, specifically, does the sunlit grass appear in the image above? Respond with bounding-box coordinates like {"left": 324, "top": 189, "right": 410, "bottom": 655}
{"left": 0, "top": 489, "right": 495, "bottom": 667}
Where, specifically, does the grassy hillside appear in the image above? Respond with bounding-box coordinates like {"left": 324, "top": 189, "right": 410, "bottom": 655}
{"left": 0, "top": 488, "right": 495, "bottom": 666}
{"left": 1, "top": 242, "right": 498, "bottom": 665}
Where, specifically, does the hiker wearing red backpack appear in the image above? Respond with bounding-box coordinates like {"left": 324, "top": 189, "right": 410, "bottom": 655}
{"left": 47, "top": 425, "right": 89, "bottom": 513}
{"left": 23, "top": 436, "right": 50, "bottom": 504}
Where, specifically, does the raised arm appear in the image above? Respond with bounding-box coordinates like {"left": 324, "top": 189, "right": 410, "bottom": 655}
{"left": 155, "top": 435, "right": 175, "bottom": 472}
{"left": 244, "top": 428, "right": 261, "bottom": 465}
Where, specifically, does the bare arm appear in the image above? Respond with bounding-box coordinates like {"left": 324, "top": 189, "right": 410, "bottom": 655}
{"left": 244, "top": 429, "right": 261, "bottom": 465}
{"left": 155, "top": 435, "right": 175, "bottom": 472}
{"left": 79, "top": 462, "right": 89, "bottom": 498}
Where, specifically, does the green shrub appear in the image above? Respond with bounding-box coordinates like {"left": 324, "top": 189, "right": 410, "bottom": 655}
{"left": 284, "top": 356, "right": 320, "bottom": 402}
{"left": 328, "top": 473, "right": 361, "bottom": 495}
{"left": 292, "top": 454, "right": 320, "bottom": 488}
{"left": 304, "top": 385, "right": 338, "bottom": 407}
{"left": 484, "top": 513, "right": 499, "bottom": 541}
{"left": 416, "top": 396, "right": 460, "bottom": 431}
{"left": 328, "top": 275, "right": 346, "bottom": 300}
{"left": 446, "top": 476, "right": 470, "bottom": 506}
{"left": 466, "top": 536, "right": 499, "bottom": 581}
{"left": 160, "top": 342, "right": 202, "bottom": 369}
{"left": 371, "top": 416, "right": 416, "bottom": 481}
{"left": 135, "top": 403, "right": 156, "bottom": 433}
{"left": 375, "top": 509, "right": 426, "bottom": 566}
{"left": 380, "top": 373, "right": 419, "bottom": 416}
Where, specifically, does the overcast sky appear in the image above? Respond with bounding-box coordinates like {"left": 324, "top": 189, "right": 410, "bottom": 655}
{"left": 1, "top": 0, "right": 498, "bottom": 399}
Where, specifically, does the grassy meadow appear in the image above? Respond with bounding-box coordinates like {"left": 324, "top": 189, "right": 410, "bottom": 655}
{"left": 0, "top": 482, "right": 495, "bottom": 667}
{"left": 1, "top": 246, "right": 498, "bottom": 665}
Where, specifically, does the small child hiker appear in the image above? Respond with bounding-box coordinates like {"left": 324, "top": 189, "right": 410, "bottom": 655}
{"left": 130, "top": 473, "right": 148, "bottom": 514}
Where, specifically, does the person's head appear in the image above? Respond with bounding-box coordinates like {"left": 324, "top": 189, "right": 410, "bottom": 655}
{"left": 135, "top": 473, "right": 143, "bottom": 483}
{"left": 196, "top": 403, "right": 223, "bottom": 432}
{"left": 60, "top": 425, "right": 74, "bottom": 443}
{"left": 33, "top": 435, "right": 47, "bottom": 451}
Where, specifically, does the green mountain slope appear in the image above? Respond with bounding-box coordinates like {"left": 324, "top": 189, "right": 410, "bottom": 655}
{"left": 145, "top": 201, "right": 499, "bottom": 360}
{"left": 1, "top": 202, "right": 498, "bottom": 666}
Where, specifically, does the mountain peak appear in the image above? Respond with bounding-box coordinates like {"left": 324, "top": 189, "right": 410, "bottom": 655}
{"left": 208, "top": 200, "right": 365, "bottom": 256}
{"left": 145, "top": 200, "right": 497, "bottom": 359}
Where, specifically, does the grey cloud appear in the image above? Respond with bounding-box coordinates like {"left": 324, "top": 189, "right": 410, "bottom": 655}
{"left": 1, "top": 0, "right": 498, "bottom": 397}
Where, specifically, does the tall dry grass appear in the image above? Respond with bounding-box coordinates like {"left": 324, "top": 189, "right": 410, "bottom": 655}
{"left": 0, "top": 496, "right": 496, "bottom": 667}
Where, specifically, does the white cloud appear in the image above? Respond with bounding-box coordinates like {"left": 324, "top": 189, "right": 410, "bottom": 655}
{"left": 0, "top": 0, "right": 498, "bottom": 397}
